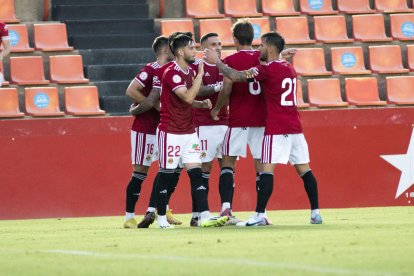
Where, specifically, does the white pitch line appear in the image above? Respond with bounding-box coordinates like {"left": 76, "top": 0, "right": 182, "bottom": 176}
{"left": 45, "top": 250, "right": 401, "bottom": 276}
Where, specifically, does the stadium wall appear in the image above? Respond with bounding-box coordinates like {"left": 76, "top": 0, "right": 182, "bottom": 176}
{"left": 1, "top": 108, "right": 413, "bottom": 220}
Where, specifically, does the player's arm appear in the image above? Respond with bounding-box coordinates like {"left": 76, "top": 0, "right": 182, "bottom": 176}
{"left": 174, "top": 62, "right": 204, "bottom": 104}
{"left": 126, "top": 79, "right": 146, "bottom": 103}
{"left": 192, "top": 99, "right": 212, "bottom": 109}
{"left": 129, "top": 87, "right": 161, "bottom": 116}
{"left": 197, "top": 82, "right": 222, "bottom": 96}
{"left": 0, "top": 38, "right": 11, "bottom": 60}
{"left": 211, "top": 77, "right": 231, "bottom": 120}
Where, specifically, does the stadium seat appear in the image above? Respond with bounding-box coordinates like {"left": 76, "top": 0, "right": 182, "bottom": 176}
{"left": 0, "top": 62, "right": 9, "bottom": 86}
{"left": 292, "top": 48, "right": 332, "bottom": 76}
{"left": 375, "top": 0, "right": 413, "bottom": 13}
{"left": 352, "top": 14, "right": 393, "bottom": 42}
{"left": 308, "top": 78, "right": 348, "bottom": 107}
{"left": 221, "top": 49, "right": 236, "bottom": 59}
{"left": 299, "top": 0, "right": 338, "bottom": 15}
{"left": 390, "top": 13, "right": 414, "bottom": 41}
{"left": 199, "top": 19, "right": 234, "bottom": 46}
{"left": 261, "top": 0, "right": 300, "bottom": 16}
{"left": 9, "top": 56, "right": 50, "bottom": 85}
{"left": 64, "top": 86, "right": 105, "bottom": 116}
{"left": 331, "top": 47, "right": 371, "bottom": 75}
{"left": 160, "top": 19, "right": 194, "bottom": 37}
{"left": 33, "top": 23, "right": 74, "bottom": 51}
{"left": 345, "top": 77, "right": 387, "bottom": 106}
{"left": 49, "top": 55, "right": 89, "bottom": 84}
{"left": 0, "top": 0, "right": 19, "bottom": 23}
{"left": 249, "top": 17, "right": 270, "bottom": 45}
{"left": 314, "top": 15, "right": 353, "bottom": 43}
{"left": 386, "top": 76, "right": 414, "bottom": 105}
{"left": 185, "top": 0, "right": 224, "bottom": 18}
{"left": 6, "top": 24, "right": 34, "bottom": 53}
{"left": 0, "top": 88, "right": 24, "bottom": 118}
{"left": 24, "top": 87, "right": 65, "bottom": 117}
{"left": 275, "top": 16, "right": 315, "bottom": 44}
{"left": 408, "top": 45, "right": 414, "bottom": 71}
{"left": 337, "top": 0, "right": 377, "bottom": 14}
{"left": 224, "top": 0, "right": 263, "bottom": 17}
{"left": 296, "top": 79, "right": 310, "bottom": 108}
{"left": 369, "top": 45, "right": 409, "bottom": 74}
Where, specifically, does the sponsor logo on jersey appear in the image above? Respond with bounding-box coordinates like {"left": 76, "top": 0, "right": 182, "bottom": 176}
{"left": 139, "top": 72, "right": 148, "bottom": 81}
{"left": 192, "top": 144, "right": 200, "bottom": 151}
{"left": 173, "top": 75, "right": 182, "bottom": 84}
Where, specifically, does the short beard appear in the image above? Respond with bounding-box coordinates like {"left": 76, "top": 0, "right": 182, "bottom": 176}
{"left": 184, "top": 56, "right": 195, "bottom": 64}
{"left": 259, "top": 55, "right": 267, "bottom": 62}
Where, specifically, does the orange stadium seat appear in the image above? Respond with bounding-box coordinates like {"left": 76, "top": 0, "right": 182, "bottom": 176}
{"left": 249, "top": 17, "right": 270, "bottom": 45}
{"left": 9, "top": 56, "right": 50, "bottom": 85}
{"left": 369, "top": 45, "right": 409, "bottom": 74}
{"left": 331, "top": 47, "right": 371, "bottom": 75}
{"left": 160, "top": 19, "right": 194, "bottom": 37}
{"left": 408, "top": 45, "right": 414, "bottom": 71}
{"left": 25, "top": 87, "right": 65, "bottom": 117}
{"left": 6, "top": 24, "right": 34, "bottom": 53}
{"left": 34, "top": 23, "right": 74, "bottom": 51}
{"left": 64, "top": 86, "right": 105, "bottom": 116}
{"left": 352, "top": 14, "right": 393, "bottom": 42}
{"left": 221, "top": 49, "right": 236, "bottom": 59}
{"left": 261, "top": 0, "right": 300, "bottom": 16}
{"left": 275, "top": 16, "right": 315, "bottom": 44}
{"left": 0, "top": 62, "right": 9, "bottom": 86}
{"left": 296, "top": 79, "right": 310, "bottom": 108}
{"left": 308, "top": 78, "right": 348, "bottom": 107}
{"left": 199, "top": 19, "right": 234, "bottom": 46}
{"left": 292, "top": 48, "right": 332, "bottom": 76}
{"left": 224, "top": 0, "right": 263, "bottom": 17}
{"left": 337, "top": 0, "right": 376, "bottom": 14}
{"left": 0, "top": 88, "right": 24, "bottom": 118}
{"left": 386, "top": 76, "right": 414, "bottom": 105}
{"left": 185, "top": 0, "right": 224, "bottom": 18}
{"left": 299, "top": 0, "right": 338, "bottom": 15}
{"left": 0, "top": 0, "right": 19, "bottom": 23}
{"left": 345, "top": 77, "right": 387, "bottom": 106}
{"left": 314, "top": 15, "right": 353, "bottom": 43}
{"left": 49, "top": 55, "right": 89, "bottom": 84}
{"left": 390, "top": 13, "right": 414, "bottom": 41}
{"left": 375, "top": 0, "right": 413, "bottom": 13}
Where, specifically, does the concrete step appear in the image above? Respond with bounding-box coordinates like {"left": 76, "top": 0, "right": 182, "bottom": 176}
{"left": 64, "top": 19, "right": 154, "bottom": 35}
{"left": 85, "top": 64, "right": 145, "bottom": 81}
{"left": 93, "top": 80, "right": 130, "bottom": 96}
{"left": 79, "top": 48, "right": 155, "bottom": 65}
{"left": 100, "top": 95, "right": 131, "bottom": 115}
{"left": 52, "top": 0, "right": 145, "bottom": 5}
{"left": 70, "top": 33, "right": 157, "bottom": 49}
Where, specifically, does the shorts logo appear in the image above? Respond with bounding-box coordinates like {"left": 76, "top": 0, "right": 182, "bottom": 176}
{"left": 201, "top": 152, "right": 206, "bottom": 158}
{"left": 168, "top": 158, "right": 174, "bottom": 164}
{"left": 192, "top": 144, "right": 200, "bottom": 151}
{"left": 173, "top": 75, "right": 182, "bottom": 84}
{"left": 146, "top": 155, "right": 151, "bottom": 161}
{"left": 139, "top": 72, "right": 148, "bottom": 80}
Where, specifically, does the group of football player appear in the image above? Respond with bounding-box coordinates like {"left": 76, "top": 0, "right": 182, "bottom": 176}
{"left": 123, "top": 18, "right": 322, "bottom": 229}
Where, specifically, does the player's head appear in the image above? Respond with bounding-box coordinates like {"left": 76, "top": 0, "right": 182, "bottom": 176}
{"left": 231, "top": 18, "right": 254, "bottom": 47}
{"left": 200, "top": 32, "right": 222, "bottom": 60}
{"left": 152, "top": 35, "right": 174, "bottom": 61}
{"left": 170, "top": 34, "right": 196, "bottom": 64}
{"left": 168, "top": 31, "right": 193, "bottom": 51}
{"left": 259, "top": 32, "right": 285, "bottom": 62}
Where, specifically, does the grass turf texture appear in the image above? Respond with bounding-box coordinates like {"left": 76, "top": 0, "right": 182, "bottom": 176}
{"left": 0, "top": 207, "right": 413, "bottom": 276}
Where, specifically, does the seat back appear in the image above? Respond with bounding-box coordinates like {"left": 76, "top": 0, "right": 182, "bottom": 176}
{"left": 25, "top": 87, "right": 64, "bottom": 116}
{"left": 314, "top": 15, "right": 352, "bottom": 43}
{"left": 345, "top": 77, "right": 383, "bottom": 104}
{"left": 64, "top": 86, "right": 105, "bottom": 115}
{"left": 0, "top": 62, "right": 9, "bottom": 86}
{"left": 49, "top": 55, "right": 88, "bottom": 84}
{"left": 375, "top": 0, "right": 412, "bottom": 12}
{"left": 386, "top": 76, "right": 414, "bottom": 104}
{"left": 0, "top": 87, "right": 24, "bottom": 117}
{"left": 0, "top": 0, "right": 19, "bottom": 23}
{"left": 275, "top": 16, "right": 315, "bottom": 44}
{"left": 352, "top": 14, "right": 391, "bottom": 41}
{"left": 34, "top": 23, "right": 73, "bottom": 51}
{"left": 224, "top": 0, "right": 262, "bottom": 17}
{"left": 390, "top": 13, "right": 414, "bottom": 40}
{"left": 299, "top": 0, "right": 337, "bottom": 14}
{"left": 261, "top": 0, "right": 299, "bottom": 16}
{"left": 337, "top": 0, "right": 375, "bottom": 14}
{"left": 296, "top": 79, "right": 309, "bottom": 108}
{"left": 331, "top": 47, "right": 370, "bottom": 74}
{"left": 248, "top": 17, "right": 270, "bottom": 45}
{"left": 369, "top": 45, "right": 408, "bottom": 73}
{"left": 186, "top": 0, "right": 223, "bottom": 18}
{"left": 6, "top": 24, "right": 33, "bottom": 52}
{"left": 308, "top": 78, "right": 347, "bottom": 106}
{"left": 292, "top": 48, "right": 332, "bottom": 76}
{"left": 10, "top": 56, "right": 49, "bottom": 85}
{"left": 408, "top": 45, "right": 414, "bottom": 71}
{"left": 199, "top": 19, "right": 234, "bottom": 46}
{"left": 160, "top": 20, "right": 194, "bottom": 37}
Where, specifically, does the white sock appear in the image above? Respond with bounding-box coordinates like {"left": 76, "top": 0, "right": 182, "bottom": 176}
{"left": 200, "top": 211, "right": 211, "bottom": 221}
{"left": 158, "top": 215, "right": 169, "bottom": 225}
{"left": 147, "top": 207, "right": 156, "bottom": 213}
{"left": 255, "top": 212, "right": 265, "bottom": 220}
{"left": 311, "top": 209, "right": 320, "bottom": 218}
{"left": 221, "top": 202, "right": 231, "bottom": 212}
{"left": 125, "top": 212, "right": 135, "bottom": 220}
{"left": 192, "top": 212, "right": 199, "bottom": 218}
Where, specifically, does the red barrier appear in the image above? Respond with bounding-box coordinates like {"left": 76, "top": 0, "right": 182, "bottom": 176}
{"left": 0, "top": 108, "right": 413, "bottom": 220}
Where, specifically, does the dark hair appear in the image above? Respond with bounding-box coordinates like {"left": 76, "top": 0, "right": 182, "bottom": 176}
{"left": 168, "top": 32, "right": 193, "bottom": 52}
{"left": 261, "top": 32, "right": 285, "bottom": 53}
{"left": 200, "top": 32, "right": 218, "bottom": 45}
{"left": 170, "top": 34, "right": 193, "bottom": 56}
{"left": 232, "top": 19, "right": 253, "bottom": 46}
{"left": 152, "top": 36, "right": 169, "bottom": 54}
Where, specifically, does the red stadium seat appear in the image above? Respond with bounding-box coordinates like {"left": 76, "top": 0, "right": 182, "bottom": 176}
{"left": 224, "top": 0, "right": 263, "bottom": 17}
{"left": 0, "top": 0, "right": 19, "bottom": 23}
{"left": 185, "top": 0, "right": 224, "bottom": 18}
{"left": 375, "top": 0, "right": 413, "bottom": 13}
{"left": 9, "top": 56, "right": 50, "bottom": 85}
{"left": 292, "top": 48, "right": 332, "bottom": 76}
{"left": 0, "top": 62, "right": 9, "bottom": 86}
{"left": 345, "top": 77, "right": 387, "bottom": 106}
{"left": 199, "top": 19, "right": 234, "bottom": 46}
{"left": 314, "top": 15, "right": 353, "bottom": 43}
{"left": 6, "top": 24, "right": 34, "bottom": 53}
{"left": 386, "top": 76, "right": 414, "bottom": 105}
{"left": 24, "top": 87, "right": 65, "bottom": 117}
{"left": 352, "top": 14, "right": 393, "bottom": 42}
{"left": 34, "top": 23, "right": 74, "bottom": 51}
{"left": 299, "top": 0, "right": 338, "bottom": 15}
{"left": 390, "top": 13, "right": 414, "bottom": 41}
{"left": 160, "top": 19, "right": 194, "bottom": 37}
{"left": 64, "top": 86, "right": 105, "bottom": 116}
{"left": 275, "top": 16, "right": 315, "bottom": 44}
{"left": 0, "top": 87, "right": 24, "bottom": 118}
{"left": 331, "top": 47, "right": 371, "bottom": 75}
{"left": 408, "top": 45, "right": 414, "bottom": 71}
{"left": 337, "top": 0, "right": 377, "bottom": 14}
{"left": 49, "top": 55, "right": 89, "bottom": 84}
{"left": 369, "top": 45, "right": 409, "bottom": 74}
{"left": 261, "top": 0, "right": 300, "bottom": 16}
{"left": 296, "top": 79, "right": 310, "bottom": 108}
{"left": 249, "top": 17, "right": 270, "bottom": 45}
{"left": 308, "top": 78, "right": 348, "bottom": 107}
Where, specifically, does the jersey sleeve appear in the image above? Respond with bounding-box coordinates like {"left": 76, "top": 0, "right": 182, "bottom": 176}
{"left": 134, "top": 65, "right": 154, "bottom": 88}
{"left": 152, "top": 67, "right": 164, "bottom": 89}
{"left": 251, "top": 64, "right": 269, "bottom": 82}
{"left": 163, "top": 70, "right": 187, "bottom": 92}
{"left": 0, "top": 24, "right": 9, "bottom": 40}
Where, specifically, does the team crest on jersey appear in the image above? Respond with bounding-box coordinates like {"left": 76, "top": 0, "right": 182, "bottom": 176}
{"left": 168, "top": 158, "right": 174, "bottom": 164}
{"left": 139, "top": 72, "right": 148, "bottom": 80}
{"left": 173, "top": 75, "right": 182, "bottom": 84}
{"left": 146, "top": 155, "right": 151, "bottom": 161}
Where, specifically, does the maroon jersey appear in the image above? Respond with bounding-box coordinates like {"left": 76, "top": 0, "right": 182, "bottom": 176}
{"left": 0, "top": 22, "right": 8, "bottom": 46}
{"left": 194, "top": 61, "right": 228, "bottom": 126}
{"left": 131, "top": 62, "right": 161, "bottom": 134}
{"left": 252, "top": 60, "right": 302, "bottom": 135}
{"left": 153, "top": 61, "right": 174, "bottom": 89}
{"left": 223, "top": 50, "right": 266, "bottom": 127}
{"left": 159, "top": 61, "right": 197, "bottom": 134}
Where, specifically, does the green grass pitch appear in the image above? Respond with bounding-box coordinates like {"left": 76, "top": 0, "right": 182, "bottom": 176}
{"left": 0, "top": 207, "right": 413, "bottom": 276}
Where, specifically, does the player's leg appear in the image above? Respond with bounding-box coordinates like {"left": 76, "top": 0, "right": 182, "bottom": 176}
{"left": 137, "top": 173, "right": 157, "bottom": 228}
{"left": 165, "top": 166, "right": 183, "bottom": 225}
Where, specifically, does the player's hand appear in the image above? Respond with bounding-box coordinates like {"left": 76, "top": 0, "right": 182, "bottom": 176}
{"left": 197, "top": 59, "right": 204, "bottom": 78}
{"left": 211, "top": 108, "right": 219, "bottom": 121}
{"left": 280, "top": 48, "right": 297, "bottom": 59}
{"left": 204, "top": 48, "right": 220, "bottom": 64}
{"left": 202, "top": 99, "right": 212, "bottom": 109}
{"left": 214, "top": 81, "right": 223, "bottom": 93}
{"left": 129, "top": 103, "right": 139, "bottom": 116}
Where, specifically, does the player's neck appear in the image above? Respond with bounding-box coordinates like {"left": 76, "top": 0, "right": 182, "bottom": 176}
{"left": 175, "top": 59, "right": 189, "bottom": 71}
{"left": 266, "top": 53, "right": 279, "bottom": 63}
{"left": 237, "top": 45, "right": 253, "bottom": 51}
{"left": 156, "top": 54, "right": 170, "bottom": 66}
